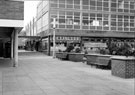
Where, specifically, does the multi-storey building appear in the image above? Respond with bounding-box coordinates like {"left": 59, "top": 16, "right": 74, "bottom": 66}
{"left": 36, "top": 0, "right": 135, "bottom": 55}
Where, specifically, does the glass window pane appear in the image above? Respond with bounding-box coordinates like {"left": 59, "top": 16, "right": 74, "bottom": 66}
{"left": 90, "top": 13, "right": 95, "bottom": 17}
{"left": 111, "top": 3, "right": 117, "bottom": 7}
{"left": 50, "top": 10, "right": 58, "bottom": 15}
{"left": 74, "top": 19, "right": 80, "bottom": 25}
{"left": 59, "top": 11, "right": 65, "bottom": 15}
{"left": 66, "top": 0, "right": 73, "bottom": 4}
{"left": 50, "top": 4, "right": 57, "bottom": 8}
{"left": 103, "top": 2, "right": 109, "bottom": 7}
{"left": 83, "top": 0, "right": 89, "bottom": 5}
{"left": 59, "top": 0, "right": 65, "bottom": 4}
{"left": 74, "top": 12, "right": 80, "bottom": 16}
{"left": 97, "top": 1, "right": 102, "bottom": 6}
{"left": 74, "top": 0, "right": 80, "bottom": 5}
{"left": 50, "top": 0, "right": 58, "bottom": 3}
{"left": 83, "top": 13, "right": 88, "bottom": 16}
{"left": 130, "top": 4, "right": 134, "bottom": 9}
{"left": 59, "top": 19, "right": 65, "bottom": 24}
{"left": 59, "top": 3, "right": 65, "bottom": 8}
{"left": 67, "top": 5, "right": 73, "bottom": 8}
{"left": 97, "top": 14, "right": 102, "bottom": 18}
{"left": 90, "top": 0, "right": 96, "bottom": 6}
{"left": 103, "top": 21, "right": 109, "bottom": 26}
{"left": 103, "top": 14, "right": 109, "bottom": 20}
{"left": 66, "top": 11, "right": 73, "bottom": 15}
{"left": 124, "top": 3, "right": 129, "bottom": 8}
{"left": 118, "top": 22, "right": 123, "bottom": 26}
{"left": 111, "top": 22, "right": 117, "bottom": 26}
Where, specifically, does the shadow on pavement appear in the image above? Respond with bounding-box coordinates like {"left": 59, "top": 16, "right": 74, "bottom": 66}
{"left": 0, "top": 58, "right": 13, "bottom": 68}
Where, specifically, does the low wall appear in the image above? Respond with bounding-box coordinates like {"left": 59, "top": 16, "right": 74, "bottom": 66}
{"left": 111, "top": 56, "right": 135, "bottom": 78}
{"left": 86, "top": 54, "right": 111, "bottom": 68}
{"left": 68, "top": 53, "right": 84, "bottom": 62}
{"left": 56, "top": 52, "right": 68, "bottom": 60}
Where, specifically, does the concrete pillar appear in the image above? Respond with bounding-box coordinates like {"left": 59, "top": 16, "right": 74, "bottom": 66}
{"left": 11, "top": 32, "right": 14, "bottom": 59}
{"left": 13, "top": 30, "right": 18, "bottom": 67}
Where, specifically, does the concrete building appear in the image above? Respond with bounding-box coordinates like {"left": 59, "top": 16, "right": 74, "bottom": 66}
{"left": 0, "top": 0, "right": 24, "bottom": 67}
{"left": 36, "top": 0, "right": 135, "bottom": 55}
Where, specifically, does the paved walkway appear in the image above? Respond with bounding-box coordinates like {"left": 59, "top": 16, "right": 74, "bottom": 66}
{"left": 0, "top": 52, "right": 134, "bottom": 95}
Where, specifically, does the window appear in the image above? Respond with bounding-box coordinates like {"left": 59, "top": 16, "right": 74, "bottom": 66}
{"left": 74, "top": 0, "right": 80, "bottom": 5}
{"left": 103, "top": 2, "right": 109, "bottom": 7}
{"left": 124, "top": 2, "right": 129, "bottom": 9}
{"left": 59, "top": 19, "right": 65, "bottom": 24}
{"left": 66, "top": 0, "right": 73, "bottom": 4}
{"left": 59, "top": 11, "right": 65, "bottom": 16}
{"left": 59, "top": 0, "right": 65, "bottom": 4}
{"left": 50, "top": 0, "right": 58, "bottom": 3}
{"left": 103, "top": 21, "right": 109, "bottom": 26}
{"left": 97, "top": 1, "right": 102, "bottom": 6}
{"left": 66, "top": 15, "right": 73, "bottom": 25}
{"left": 83, "top": 0, "right": 89, "bottom": 5}
{"left": 118, "top": 0, "right": 124, "bottom": 9}
{"left": 111, "top": 3, "right": 117, "bottom": 7}
{"left": 90, "top": 0, "right": 96, "bottom": 6}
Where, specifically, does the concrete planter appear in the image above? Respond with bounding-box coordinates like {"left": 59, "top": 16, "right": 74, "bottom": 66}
{"left": 86, "top": 54, "right": 111, "bottom": 68}
{"left": 56, "top": 52, "right": 68, "bottom": 60}
{"left": 111, "top": 56, "right": 135, "bottom": 78}
{"left": 68, "top": 53, "right": 84, "bottom": 62}
{"left": 86, "top": 54, "right": 99, "bottom": 65}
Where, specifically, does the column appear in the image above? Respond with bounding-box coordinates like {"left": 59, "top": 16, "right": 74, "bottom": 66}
{"left": 13, "top": 30, "right": 18, "bottom": 67}
{"left": 11, "top": 32, "right": 14, "bottom": 59}
{"left": 48, "top": 36, "right": 51, "bottom": 56}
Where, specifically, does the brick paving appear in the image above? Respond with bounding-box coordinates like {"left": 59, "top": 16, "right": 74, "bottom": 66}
{"left": 0, "top": 52, "right": 134, "bottom": 95}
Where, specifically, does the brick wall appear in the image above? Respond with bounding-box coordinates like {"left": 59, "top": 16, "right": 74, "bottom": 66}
{"left": 0, "top": 0, "right": 24, "bottom": 20}
{"left": 111, "top": 59, "right": 135, "bottom": 78}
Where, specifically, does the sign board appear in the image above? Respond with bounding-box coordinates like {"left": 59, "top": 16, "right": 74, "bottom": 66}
{"left": 84, "top": 42, "right": 107, "bottom": 48}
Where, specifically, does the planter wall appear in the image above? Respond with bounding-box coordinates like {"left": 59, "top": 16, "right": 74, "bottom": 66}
{"left": 86, "top": 54, "right": 111, "bottom": 68}
{"left": 111, "top": 57, "right": 135, "bottom": 78}
{"left": 86, "top": 54, "right": 99, "bottom": 65}
{"left": 68, "top": 53, "right": 84, "bottom": 62}
{"left": 56, "top": 52, "right": 68, "bottom": 60}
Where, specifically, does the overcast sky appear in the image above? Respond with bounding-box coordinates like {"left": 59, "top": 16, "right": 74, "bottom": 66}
{"left": 24, "top": 1, "right": 40, "bottom": 26}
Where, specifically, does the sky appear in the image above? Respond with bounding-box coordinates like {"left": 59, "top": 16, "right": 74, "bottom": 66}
{"left": 24, "top": 1, "right": 40, "bottom": 26}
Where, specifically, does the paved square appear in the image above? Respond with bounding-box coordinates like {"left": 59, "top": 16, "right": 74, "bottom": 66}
{"left": 0, "top": 53, "right": 134, "bottom": 95}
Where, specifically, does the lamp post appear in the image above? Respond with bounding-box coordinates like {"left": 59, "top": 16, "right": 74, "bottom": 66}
{"left": 52, "top": 18, "right": 56, "bottom": 58}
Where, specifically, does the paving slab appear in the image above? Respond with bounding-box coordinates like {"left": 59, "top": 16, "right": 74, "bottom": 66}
{"left": 0, "top": 52, "right": 134, "bottom": 95}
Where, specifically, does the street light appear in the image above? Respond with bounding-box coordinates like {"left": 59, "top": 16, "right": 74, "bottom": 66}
{"left": 52, "top": 18, "right": 56, "bottom": 58}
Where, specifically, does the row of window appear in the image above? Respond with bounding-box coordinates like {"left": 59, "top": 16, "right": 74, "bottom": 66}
{"left": 50, "top": 10, "right": 135, "bottom": 23}
{"left": 50, "top": 3, "right": 135, "bottom": 13}
{"left": 49, "top": 11, "right": 135, "bottom": 31}
{"left": 50, "top": 0, "right": 135, "bottom": 9}
{"left": 49, "top": 24, "right": 135, "bottom": 32}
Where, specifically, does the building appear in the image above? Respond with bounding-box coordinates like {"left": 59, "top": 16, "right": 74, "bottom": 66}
{"left": 36, "top": 0, "right": 135, "bottom": 55}
{"left": 0, "top": 0, "right": 24, "bottom": 66}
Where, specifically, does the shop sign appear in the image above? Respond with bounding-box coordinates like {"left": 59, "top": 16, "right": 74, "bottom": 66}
{"left": 84, "top": 42, "right": 107, "bottom": 48}
{"left": 56, "top": 36, "right": 80, "bottom": 41}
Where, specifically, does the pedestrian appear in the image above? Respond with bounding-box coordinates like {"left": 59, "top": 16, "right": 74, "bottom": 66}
{"left": 83, "top": 47, "right": 88, "bottom": 63}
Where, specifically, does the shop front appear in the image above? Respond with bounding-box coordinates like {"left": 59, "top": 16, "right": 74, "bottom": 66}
{"left": 41, "top": 36, "right": 81, "bottom": 55}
